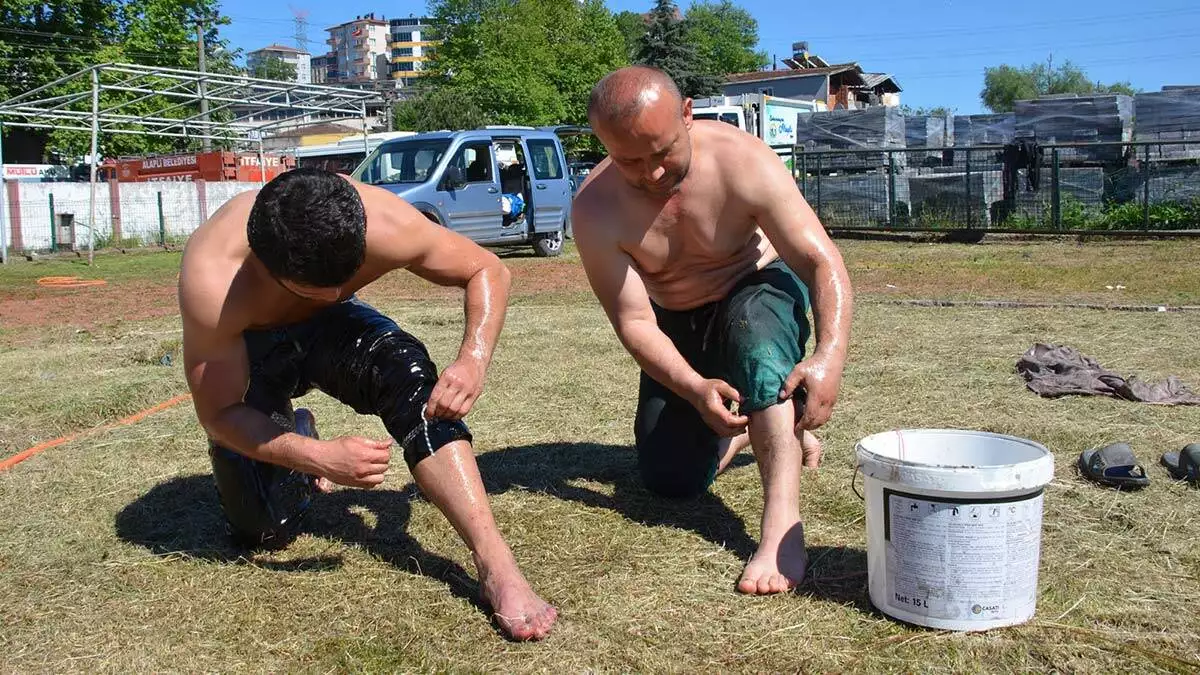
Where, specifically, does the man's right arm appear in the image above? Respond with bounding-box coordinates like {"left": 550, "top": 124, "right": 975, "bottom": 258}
{"left": 573, "top": 202, "right": 748, "bottom": 436}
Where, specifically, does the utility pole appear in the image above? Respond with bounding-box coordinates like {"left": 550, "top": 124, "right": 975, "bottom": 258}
{"left": 197, "top": 17, "right": 210, "bottom": 151}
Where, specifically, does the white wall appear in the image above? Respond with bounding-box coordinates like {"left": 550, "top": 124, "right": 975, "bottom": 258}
{"left": 9, "top": 181, "right": 260, "bottom": 251}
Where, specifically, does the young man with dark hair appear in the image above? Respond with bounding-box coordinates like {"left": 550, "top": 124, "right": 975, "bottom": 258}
{"left": 178, "top": 168, "right": 557, "bottom": 641}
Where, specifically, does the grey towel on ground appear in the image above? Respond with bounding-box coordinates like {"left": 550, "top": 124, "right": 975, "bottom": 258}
{"left": 1016, "top": 343, "right": 1200, "bottom": 405}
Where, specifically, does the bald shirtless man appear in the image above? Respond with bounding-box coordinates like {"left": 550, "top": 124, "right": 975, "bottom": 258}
{"left": 572, "top": 67, "right": 854, "bottom": 595}
{"left": 178, "top": 168, "right": 556, "bottom": 640}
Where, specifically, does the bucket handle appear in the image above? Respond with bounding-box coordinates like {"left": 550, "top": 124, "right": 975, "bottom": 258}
{"left": 851, "top": 463, "right": 864, "bottom": 501}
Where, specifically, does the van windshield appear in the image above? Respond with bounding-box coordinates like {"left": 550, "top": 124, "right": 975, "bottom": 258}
{"left": 354, "top": 140, "right": 451, "bottom": 185}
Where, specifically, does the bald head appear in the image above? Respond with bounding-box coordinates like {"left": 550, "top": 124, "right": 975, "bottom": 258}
{"left": 588, "top": 66, "right": 684, "bottom": 129}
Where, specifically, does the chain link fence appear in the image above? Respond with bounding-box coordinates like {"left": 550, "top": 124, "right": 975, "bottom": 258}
{"left": 777, "top": 140, "right": 1200, "bottom": 234}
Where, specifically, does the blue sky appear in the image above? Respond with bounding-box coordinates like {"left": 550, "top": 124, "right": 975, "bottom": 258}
{"left": 217, "top": 0, "right": 1200, "bottom": 114}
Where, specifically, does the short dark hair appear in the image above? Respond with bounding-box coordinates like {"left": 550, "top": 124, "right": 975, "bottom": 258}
{"left": 247, "top": 168, "right": 367, "bottom": 287}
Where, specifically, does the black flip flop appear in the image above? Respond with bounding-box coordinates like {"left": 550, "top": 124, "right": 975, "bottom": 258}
{"left": 1078, "top": 442, "right": 1151, "bottom": 489}
{"left": 1160, "top": 443, "right": 1200, "bottom": 484}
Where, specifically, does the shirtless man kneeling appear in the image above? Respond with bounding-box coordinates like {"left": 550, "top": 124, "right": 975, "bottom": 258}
{"left": 178, "top": 168, "right": 557, "bottom": 640}
{"left": 572, "top": 67, "right": 854, "bottom": 594}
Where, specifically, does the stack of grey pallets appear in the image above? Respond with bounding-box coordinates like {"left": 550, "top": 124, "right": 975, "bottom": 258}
{"left": 1134, "top": 89, "right": 1200, "bottom": 161}
{"left": 1013, "top": 95, "right": 1132, "bottom": 164}
{"left": 795, "top": 107, "right": 906, "bottom": 172}
{"left": 953, "top": 114, "right": 1015, "bottom": 147}
{"left": 905, "top": 115, "right": 954, "bottom": 165}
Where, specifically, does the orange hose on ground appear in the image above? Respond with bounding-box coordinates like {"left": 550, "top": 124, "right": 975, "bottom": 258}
{"left": 37, "top": 276, "right": 108, "bottom": 288}
{"left": 0, "top": 393, "right": 192, "bottom": 472}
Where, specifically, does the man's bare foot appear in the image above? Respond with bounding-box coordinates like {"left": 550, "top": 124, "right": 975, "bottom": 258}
{"left": 736, "top": 520, "right": 808, "bottom": 595}
{"left": 477, "top": 554, "right": 558, "bottom": 641}
{"left": 717, "top": 431, "right": 752, "bottom": 474}
{"left": 797, "top": 429, "right": 822, "bottom": 469}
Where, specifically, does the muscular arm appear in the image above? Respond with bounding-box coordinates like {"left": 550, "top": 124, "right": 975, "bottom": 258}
{"left": 366, "top": 185, "right": 511, "bottom": 417}
{"left": 573, "top": 191, "right": 747, "bottom": 435}
{"left": 744, "top": 140, "right": 854, "bottom": 426}
{"left": 178, "top": 267, "right": 322, "bottom": 474}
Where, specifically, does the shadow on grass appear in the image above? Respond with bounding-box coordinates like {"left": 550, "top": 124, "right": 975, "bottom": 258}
{"left": 475, "top": 442, "right": 759, "bottom": 561}
{"left": 116, "top": 442, "right": 866, "bottom": 616}
{"left": 114, "top": 475, "right": 485, "bottom": 613}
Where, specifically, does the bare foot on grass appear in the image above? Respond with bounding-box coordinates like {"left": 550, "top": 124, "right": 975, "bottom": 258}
{"left": 477, "top": 556, "right": 558, "bottom": 641}
{"left": 737, "top": 520, "right": 808, "bottom": 595}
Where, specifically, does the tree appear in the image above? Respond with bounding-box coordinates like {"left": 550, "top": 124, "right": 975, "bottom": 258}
{"left": 424, "top": 0, "right": 628, "bottom": 127}
{"left": 0, "top": 0, "right": 236, "bottom": 159}
{"left": 393, "top": 87, "right": 486, "bottom": 132}
{"left": 981, "top": 58, "right": 1137, "bottom": 112}
{"left": 250, "top": 55, "right": 297, "bottom": 81}
{"left": 614, "top": 10, "right": 646, "bottom": 61}
{"left": 683, "top": 0, "right": 767, "bottom": 78}
{"left": 636, "top": 0, "right": 720, "bottom": 98}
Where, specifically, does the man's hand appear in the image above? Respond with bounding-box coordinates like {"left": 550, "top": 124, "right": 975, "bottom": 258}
{"left": 780, "top": 354, "right": 845, "bottom": 430}
{"left": 425, "top": 358, "right": 486, "bottom": 420}
{"left": 312, "top": 436, "right": 393, "bottom": 488}
{"left": 688, "top": 378, "right": 750, "bottom": 437}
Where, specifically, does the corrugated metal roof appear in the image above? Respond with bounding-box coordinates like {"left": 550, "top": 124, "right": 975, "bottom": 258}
{"left": 723, "top": 63, "right": 861, "bottom": 85}
{"left": 859, "top": 72, "right": 902, "bottom": 92}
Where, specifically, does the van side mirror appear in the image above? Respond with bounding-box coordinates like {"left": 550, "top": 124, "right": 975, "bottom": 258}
{"left": 443, "top": 165, "right": 466, "bottom": 190}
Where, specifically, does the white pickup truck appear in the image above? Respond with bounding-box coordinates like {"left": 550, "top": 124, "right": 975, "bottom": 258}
{"left": 692, "top": 93, "right": 825, "bottom": 168}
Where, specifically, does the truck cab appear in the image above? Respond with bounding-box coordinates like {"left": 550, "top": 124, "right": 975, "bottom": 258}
{"left": 351, "top": 127, "right": 572, "bottom": 257}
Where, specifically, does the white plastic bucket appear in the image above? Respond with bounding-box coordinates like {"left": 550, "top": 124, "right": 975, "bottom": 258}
{"left": 856, "top": 429, "right": 1055, "bottom": 631}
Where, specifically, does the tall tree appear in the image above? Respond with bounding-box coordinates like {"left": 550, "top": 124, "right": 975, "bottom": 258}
{"left": 635, "top": 0, "right": 720, "bottom": 98}
{"left": 425, "top": 0, "right": 627, "bottom": 127}
{"left": 614, "top": 10, "right": 646, "bottom": 61}
{"left": 981, "top": 58, "right": 1137, "bottom": 112}
{"left": 683, "top": 0, "right": 767, "bottom": 78}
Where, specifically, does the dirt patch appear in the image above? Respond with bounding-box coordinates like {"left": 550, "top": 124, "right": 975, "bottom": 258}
{"left": 0, "top": 280, "right": 179, "bottom": 330}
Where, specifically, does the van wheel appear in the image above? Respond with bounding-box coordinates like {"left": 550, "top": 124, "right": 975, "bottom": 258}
{"left": 533, "top": 231, "right": 563, "bottom": 257}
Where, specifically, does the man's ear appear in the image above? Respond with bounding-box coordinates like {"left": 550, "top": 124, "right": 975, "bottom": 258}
{"left": 682, "top": 97, "right": 694, "bottom": 129}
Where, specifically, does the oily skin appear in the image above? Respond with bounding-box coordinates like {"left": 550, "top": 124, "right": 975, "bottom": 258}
{"left": 178, "top": 178, "right": 556, "bottom": 640}
{"left": 575, "top": 67, "right": 854, "bottom": 594}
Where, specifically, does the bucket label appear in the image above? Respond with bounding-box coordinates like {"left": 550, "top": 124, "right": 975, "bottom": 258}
{"left": 884, "top": 488, "right": 1043, "bottom": 622}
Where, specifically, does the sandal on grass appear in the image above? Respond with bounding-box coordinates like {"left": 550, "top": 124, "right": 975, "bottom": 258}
{"left": 1078, "top": 442, "right": 1150, "bottom": 489}
{"left": 1160, "top": 443, "right": 1200, "bottom": 485}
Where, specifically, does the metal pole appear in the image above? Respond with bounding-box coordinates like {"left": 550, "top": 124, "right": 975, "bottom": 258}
{"left": 198, "top": 18, "right": 211, "bottom": 151}
{"left": 1142, "top": 144, "right": 1151, "bottom": 231}
{"left": 361, "top": 102, "right": 370, "bottom": 160}
{"left": 815, "top": 154, "right": 823, "bottom": 221}
{"left": 1051, "top": 149, "right": 1061, "bottom": 230}
{"left": 157, "top": 191, "right": 165, "bottom": 246}
{"left": 965, "top": 147, "right": 973, "bottom": 229}
{"left": 49, "top": 193, "right": 57, "bottom": 251}
{"left": 800, "top": 152, "right": 807, "bottom": 195}
{"left": 88, "top": 67, "right": 99, "bottom": 265}
{"left": 888, "top": 150, "right": 897, "bottom": 228}
{"left": 257, "top": 135, "right": 266, "bottom": 187}
{"left": 0, "top": 119, "right": 8, "bottom": 265}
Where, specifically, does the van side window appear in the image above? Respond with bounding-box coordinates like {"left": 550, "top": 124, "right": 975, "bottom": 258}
{"left": 526, "top": 139, "right": 563, "bottom": 180}
{"left": 450, "top": 143, "right": 494, "bottom": 183}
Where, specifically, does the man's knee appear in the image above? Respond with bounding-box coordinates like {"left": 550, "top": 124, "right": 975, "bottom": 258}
{"left": 635, "top": 435, "right": 718, "bottom": 499}
{"left": 398, "top": 416, "right": 472, "bottom": 470}
{"left": 208, "top": 444, "right": 314, "bottom": 550}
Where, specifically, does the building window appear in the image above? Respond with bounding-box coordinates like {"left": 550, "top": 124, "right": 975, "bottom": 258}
{"left": 392, "top": 47, "right": 413, "bottom": 57}
{"left": 396, "top": 62, "right": 415, "bottom": 72}
{"left": 395, "top": 32, "right": 413, "bottom": 42}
